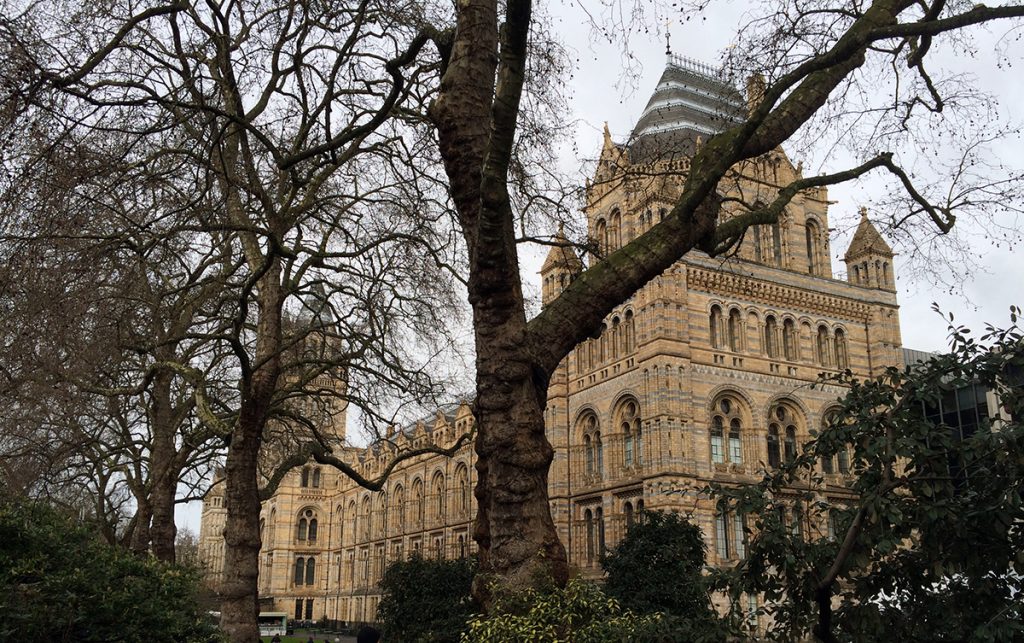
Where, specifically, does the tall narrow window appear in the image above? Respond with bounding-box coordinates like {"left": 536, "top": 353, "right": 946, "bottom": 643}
{"left": 297, "top": 517, "right": 308, "bottom": 541}
{"left": 821, "top": 455, "right": 834, "bottom": 474}
{"left": 610, "top": 210, "right": 622, "bottom": 250}
{"left": 624, "top": 432, "right": 634, "bottom": 465}
{"left": 733, "top": 513, "right": 747, "bottom": 558}
{"left": 783, "top": 319, "right": 797, "bottom": 361}
{"left": 294, "top": 557, "right": 305, "bottom": 585}
{"left": 806, "top": 220, "right": 820, "bottom": 275}
{"left": 837, "top": 448, "right": 851, "bottom": 474}
{"left": 624, "top": 311, "right": 635, "bottom": 353}
{"left": 711, "top": 416, "right": 724, "bottom": 464}
{"left": 753, "top": 225, "right": 763, "bottom": 262}
{"left": 584, "top": 435, "right": 594, "bottom": 474}
{"left": 772, "top": 223, "right": 783, "bottom": 266}
{"left": 311, "top": 467, "right": 321, "bottom": 488}
{"left": 817, "top": 326, "right": 831, "bottom": 366}
{"left": 729, "top": 419, "right": 742, "bottom": 464}
{"left": 305, "top": 558, "right": 316, "bottom": 585}
{"left": 585, "top": 509, "right": 594, "bottom": 564}
{"left": 308, "top": 517, "right": 318, "bottom": 542}
{"left": 715, "top": 511, "right": 729, "bottom": 559}
{"left": 765, "top": 316, "right": 779, "bottom": 358}
{"left": 624, "top": 502, "right": 634, "bottom": 528}
{"left": 595, "top": 219, "right": 608, "bottom": 254}
{"left": 784, "top": 426, "right": 797, "bottom": 464}
{"left": 767, "top": 426, "right": 781, "bottom": 468}
{"left": 834, "top": 329, "right": 849, "bottom": 370}
{"left": 300, "top": 466, "right": 310, "bottom": 487}
{"left": 711, "top": 397, "right": 744, "bottom": 465}
{"left": 710, "top": 305, "right": 723, "bottom": 349}
{"left": 728, "top": 309, "right": 742, "bottom": 352}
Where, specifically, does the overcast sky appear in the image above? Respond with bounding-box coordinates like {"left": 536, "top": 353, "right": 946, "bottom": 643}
{"left": 176, "top": 2, "right": 1023, "bottom": 533}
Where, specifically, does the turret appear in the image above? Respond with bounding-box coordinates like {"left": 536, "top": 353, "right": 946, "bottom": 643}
{"left": 540, "top": 225, "right": 583, "bottom": 307}
{"left": 844, "top": 207, "right": 896, "bottom": 291}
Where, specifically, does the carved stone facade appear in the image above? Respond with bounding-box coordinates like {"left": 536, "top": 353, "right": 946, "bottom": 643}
{"left": 199, "top": 55, "right": 904, "bottom": 627}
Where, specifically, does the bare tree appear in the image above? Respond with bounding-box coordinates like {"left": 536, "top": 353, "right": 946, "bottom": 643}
{"left": 426, "top": 0, "right": 1024, "bottom": 605}
{"left": 1, "top": 1, "right": 470, "bottom": 640}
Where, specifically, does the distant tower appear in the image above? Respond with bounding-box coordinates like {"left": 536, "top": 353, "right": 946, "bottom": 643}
{"left": 844, "top": 207, "right": 896, "bottom": 291}
{"left": 540, "top": 225, "right": 582, "bottom": 307}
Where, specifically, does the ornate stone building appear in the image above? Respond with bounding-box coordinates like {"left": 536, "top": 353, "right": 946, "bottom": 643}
{"left": 200, "top": 54, "right": 904, "bottom": 626}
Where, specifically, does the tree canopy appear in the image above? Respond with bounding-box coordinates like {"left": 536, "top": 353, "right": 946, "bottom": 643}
{"left": 710, "top": 311, "right": 1024, "bottom": 642}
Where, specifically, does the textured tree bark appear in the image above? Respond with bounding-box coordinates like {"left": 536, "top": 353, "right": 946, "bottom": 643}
{"left": 149, "top": 369, "right": 178, "bottom": 562}
{"left": 218, "top": 263, "right": 283, "bottom": 642}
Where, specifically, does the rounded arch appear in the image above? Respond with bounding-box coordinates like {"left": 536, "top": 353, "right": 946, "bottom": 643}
{"left": 572, "top": 405, "right": 601, "bottom": 431}
{"left": 705, "top": 386, "right": 756, "bottom": 417}
{"left": 454, "top": 462, "right": 471, "bottom": 518}
{"left": 708, "top": 389, "right": 752, "bottom": 466}
{"left": 614, "top": 396, "right": 644, "bottom": 467}
{"left": 766, "top": 398, "right": 808, "bottom": 468}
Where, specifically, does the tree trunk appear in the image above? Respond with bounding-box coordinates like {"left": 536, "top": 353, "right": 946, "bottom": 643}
{"left": 149, "top": 369, "right": 178, "bottom": 562}
{"left": 218, "top": 262, "right": 283, "bottom": 643}
{"left": 218, "top": 416, "right": 263, "bottom": 642}
{"left": 471, "top": 322, "right": 568, "bottom": 603}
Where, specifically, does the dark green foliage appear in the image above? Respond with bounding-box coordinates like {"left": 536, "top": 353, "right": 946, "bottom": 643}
{"left": 0, "top": 500, "right": 221, "bottom": 642}
{"left": 711, "top": 310, "right": 1024, "bottom": 642}
{"left": 375, "top": 553, "right": 477, "bottom": 643}
{"left": 602, "top": 510, "right": 717, "bottom": 625}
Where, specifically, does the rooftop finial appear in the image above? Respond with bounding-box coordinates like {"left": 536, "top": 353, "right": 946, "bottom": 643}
{"left": 665, "top": 18, "right": 672, "bottom": 56}
{"left": 859, "top": 206, "right": 868, "bottom": 219}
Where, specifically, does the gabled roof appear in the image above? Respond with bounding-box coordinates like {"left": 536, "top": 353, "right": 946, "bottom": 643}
{"left": 540, "top": 225, "right": 583, "bottom": 274}
{"left": 845, "top": 207, "right": 894, "bottom": 261}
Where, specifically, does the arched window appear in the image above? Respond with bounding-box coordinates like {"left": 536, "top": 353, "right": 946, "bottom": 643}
{"left": 618, "top": 399, "right": 642, "bottom": 467}
{"left": 768, "top": 404, "right": 800, "bottom": 466}
{"left": 610, "top": 209, "right": 622, "bottom": 250}
{"left": 710, "top": 305, "right": 723, "bottom": 349}
{"left": 765, "top": 316, "right": 779, "bottom": 358}
{"left": 580, "top": 414, "right": 602, "bottom": 479}
{"left": 346, "top": 501, "right": 356, "bottom": 545}
{"left": 624, "top": 501, "right": 634, "bottom": 528}
{"left": 300, "top": 466, "right": 310, "bottom": 488}
{"left": 711, "top": 396, "right": 744, "bottom": 465}
{"left": 728, "top": 309, "right": 743, "bottom": 352}
{"left": 783, "top": 319, "right": 797, "bottom": 361}
{"left": 432, "top": 472, "right": 446, "bottom": 524}
{"left": 817, "top": 325, "right": 831, "bottom": 366}
{"left": 834, "top": 328, "right": 849, "bottom": 370}
{"left": 393, "top": 486, "right": 405, "bottom": 531}
{"left": 268, "top": 509, "right": 276, "bottom": 547}
{"left": 456, "top": 465, "right": 470, "bottom": 518}
{"left": 305, "top": 558, "right": 316, "bottom": 585}
{"left": 595, "top": 219, "right": 608, "bottom": 254}
{"left": 611, "top": 317, "right": 621, "bottom": 358}
{"left": 412, "top": 478, "right": 424, "bottom": 527}
{"left": 806, "top": 220, "right": 820, "bottom": 275}
{"left": 883, "top": 262, "right": 890, "bottom": 286}
{"left": 753, "top": 225, "right": 763, "bottom": 262}
{"left": 597, "top": 324, "right": 607, "bottom": 362}
{"left": 378, "top": 493, "right": 388, "bottom": 537}
{"left": 625, "top": 310, "right": 635, "bottom": 353}
{"left": 360, "top": 496, "right": 371, "bottom": 540}
{"left": 458, "top": 534, "right": 466, "bottom": 558}
{"left": 311, "top": 467, "right": 321, "bottom": 488}
{"left": 296, "top": 508, "right": 316, "bottom": 541}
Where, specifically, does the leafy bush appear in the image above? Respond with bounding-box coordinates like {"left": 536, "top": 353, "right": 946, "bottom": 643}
{"left": 376, "top": 553, "right": 477, "bottom": 643}
{"left": 602, "top": 510, "right": 717, "bottom": 624}
{"left": 0, "top": 500, "right": 221, "bottom": 642}
{"left": 461, "top": 577, "right": 726, "bottom": 643}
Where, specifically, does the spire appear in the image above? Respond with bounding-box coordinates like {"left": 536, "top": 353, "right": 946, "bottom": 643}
{"left": 844, "top": 207, "right": 893, "bottom": 261}
{"left": 602, "top": 121, "right": 613, "bottom": 152}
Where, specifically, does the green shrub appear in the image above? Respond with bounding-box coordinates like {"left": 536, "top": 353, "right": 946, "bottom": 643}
{"left": 461, "top": 577, "right": 727, "bottom": 643}
{"left": 376, "top": 553, "right": 477, "bottom": 643}
{"left": 0, "top": 500, "right": 222, "bottom": 642}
